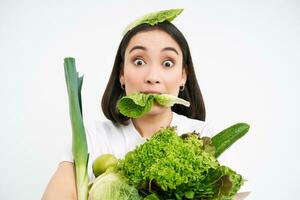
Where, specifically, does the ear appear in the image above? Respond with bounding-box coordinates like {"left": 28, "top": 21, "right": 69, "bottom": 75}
{"left": 119, "top": 69, "right": 124, "bottom": 85}
{"left": 181, "top": 67, "right": 187, "bottom": 85}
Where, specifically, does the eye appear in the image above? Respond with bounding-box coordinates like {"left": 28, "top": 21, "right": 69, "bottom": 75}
{"left": 162, "top": 60, "right": 174, "bottom": 68}
{"left": 133, "top": 58, "right": 146, "bottom": 66}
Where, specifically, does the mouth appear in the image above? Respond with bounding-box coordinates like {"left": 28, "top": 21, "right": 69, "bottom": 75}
{"left": 141, "top": 90, "right": 162, "bottom": 94}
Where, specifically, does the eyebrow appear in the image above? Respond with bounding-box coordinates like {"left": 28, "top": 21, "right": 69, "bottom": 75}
{"left": 129, "top": 45, "right": 179, "bottom": 55}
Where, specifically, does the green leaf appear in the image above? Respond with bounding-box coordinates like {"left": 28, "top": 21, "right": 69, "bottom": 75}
{"left": 89, "top": 172, "right": 142, "bottom": 200}
{"left": 184, "top": 191, "right": 194, "bottom": 199}
{"left": 117, "top": 93, "right": 154, "bottom": 118}
{"left": 201, "top": 136, "right": 216, "bottom": 155}
{"left": 153, "top": 94, "right": 190, "bottom": 107}
{"left": 143, "top": 193, "right": 160, "bottom": 200}
{"left": 218, "top": 175, "right": 232, "bottom": 196}
{"left": 122, "top": 8, "right": 184, "bottom": 36}
{"left": 117, "top": 93, "right": 190, "bottom": 118}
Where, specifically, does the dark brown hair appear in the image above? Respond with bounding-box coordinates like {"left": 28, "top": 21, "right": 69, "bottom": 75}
{"left": 101, "top": 21, "right": 206, "bottom": 125}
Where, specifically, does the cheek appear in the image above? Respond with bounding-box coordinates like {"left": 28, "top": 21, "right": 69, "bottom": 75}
{"left": 123, "top": 66, "right": 143, "bottom": 91}
{"left": 163, "top": 71, "right": 183, "bottom": 93}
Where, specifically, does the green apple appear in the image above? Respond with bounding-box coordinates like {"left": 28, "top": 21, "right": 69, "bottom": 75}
{"left": 92, "top": 154, "right": 118, "bottom": 177}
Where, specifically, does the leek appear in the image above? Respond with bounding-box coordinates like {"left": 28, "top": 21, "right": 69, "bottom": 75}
{"left": 64, "top": 57, "right": 89, "bottom": 200}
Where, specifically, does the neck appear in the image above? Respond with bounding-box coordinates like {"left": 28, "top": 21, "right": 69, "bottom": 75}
{"left": 132, "top": 109, "right": 173, "bottom": 138}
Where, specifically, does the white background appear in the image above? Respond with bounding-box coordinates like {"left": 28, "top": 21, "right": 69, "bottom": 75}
{"left": 1, "top": 0, "right": 299, "bottom": 199}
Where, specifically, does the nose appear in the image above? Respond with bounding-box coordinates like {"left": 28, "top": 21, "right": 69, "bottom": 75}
{"left": 144, "top": 67, "right": 161, "bottom": 84}
{"left": 146, "top": 78, "right": 160, "bottom": 84}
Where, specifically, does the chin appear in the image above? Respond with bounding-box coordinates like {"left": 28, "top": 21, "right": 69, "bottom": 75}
{"left": 147, "top": 103, "right": 168, "bottom": 115}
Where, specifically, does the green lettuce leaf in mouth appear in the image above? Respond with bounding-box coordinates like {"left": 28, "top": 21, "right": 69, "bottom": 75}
{"left": 122, "top": 8, "right": 184, "bottom": 36}
{"left": 117, "top": 93, "right": 190, "bottom": 118}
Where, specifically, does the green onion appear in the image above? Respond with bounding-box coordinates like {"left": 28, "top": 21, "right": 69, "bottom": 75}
{"left": 64, "top": 57, "right": 89, "bottom": 200}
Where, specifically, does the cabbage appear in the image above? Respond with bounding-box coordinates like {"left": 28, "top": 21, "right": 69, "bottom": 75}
{"left": 88, "top": 171, "right": 142, "bottom": 200}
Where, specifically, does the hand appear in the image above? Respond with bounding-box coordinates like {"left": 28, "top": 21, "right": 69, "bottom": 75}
{"left": 234, "top": 192, "right": 251, "bottom": 200}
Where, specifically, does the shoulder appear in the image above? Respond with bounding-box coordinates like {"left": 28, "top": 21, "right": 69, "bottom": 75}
{"left": 84, "top": 118, "right": 130, "bottom": 179}
{"left": 85, "top": 118, "right": 124, "bottom": 139}
{"left": 84, "top": 118, "right": 129, "bottom": 156}
{"left": 171, "top": 112, "right": 216, "bottom": 137}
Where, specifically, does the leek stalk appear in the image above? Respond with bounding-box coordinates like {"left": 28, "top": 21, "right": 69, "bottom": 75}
{"left": 64, "top": 57, "right": 89, "bottom": 200}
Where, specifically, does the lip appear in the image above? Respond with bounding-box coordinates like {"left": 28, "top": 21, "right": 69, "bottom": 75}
{"left": 141, "top": 90, "right": 162, "bottom": 94}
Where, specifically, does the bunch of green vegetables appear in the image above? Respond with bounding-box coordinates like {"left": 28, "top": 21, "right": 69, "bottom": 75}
{"left": 89, "top": 127, "right": 248, "bottom": 200}
{"left": 63, "top": 58, "right": 249, "bottom": 200}
{"left": 88, "top": 92, "right": 249, "bottom": 200}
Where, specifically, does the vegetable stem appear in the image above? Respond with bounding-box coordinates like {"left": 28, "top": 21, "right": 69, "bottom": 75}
{"left": 64, "top": 57, "right": 89, "bottom": 200}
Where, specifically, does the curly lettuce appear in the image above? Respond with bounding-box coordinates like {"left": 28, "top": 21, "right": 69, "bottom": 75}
{"left": 118, "top": 127, "right": 244, "bottom": 199}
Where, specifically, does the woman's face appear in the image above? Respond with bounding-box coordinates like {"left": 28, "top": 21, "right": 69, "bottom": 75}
{"left": 120, "top": 29, "right": 187, "bottom": 114}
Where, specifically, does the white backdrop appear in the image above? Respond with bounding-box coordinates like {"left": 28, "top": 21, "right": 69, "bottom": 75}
{"left": 1, "top": 0, "right": 299, "bottom": 199}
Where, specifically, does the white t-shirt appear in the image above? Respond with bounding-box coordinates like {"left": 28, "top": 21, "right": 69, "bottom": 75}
{"left": 61, "top": 112, "right": 250, "bottom": 192}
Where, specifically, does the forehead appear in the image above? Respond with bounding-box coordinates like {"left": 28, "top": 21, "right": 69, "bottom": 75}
{"left": 126, "top": 29, "right": 181, "bottom": 54}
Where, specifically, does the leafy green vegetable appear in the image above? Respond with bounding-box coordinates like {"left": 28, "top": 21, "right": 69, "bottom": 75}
{"left": 117, "top": 92, "right": 190, "bottom": 118}
{"left": 143, "top": 193, "right": 160, "bottom": 200}
{"left": 122, "top": 8, "right": 184, "bottom": 36}
{"left": 89, "top": 124, "right": 248, "bottom": 199}
{"left": 219, "top": 166, "right": 245, "bottom": 198}
{"left": 64, "top": 57, "right": 89, "bottom": 200}
{"left": 117, "top": 93, "right": 154, "bottom": 118}
{"left": 118, "top": 127, "right": 244, "bottom": 199}
{"left": 154, "top": 93, "right": 190, "bottom": 107}
{"left": 89, "top": 171, "right": 142, "bottom": 200}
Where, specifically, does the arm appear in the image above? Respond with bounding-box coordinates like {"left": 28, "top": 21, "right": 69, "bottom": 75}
{"left": 234, "top": 192, "right": 251, "bottom": 200}
{"left": 42, "top": 161, "right": 77, "bottom": 200}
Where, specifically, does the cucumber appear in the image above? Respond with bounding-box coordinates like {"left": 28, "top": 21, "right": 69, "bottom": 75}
{"left": 211, "top": 123, "right": 250, "bottom": 158}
